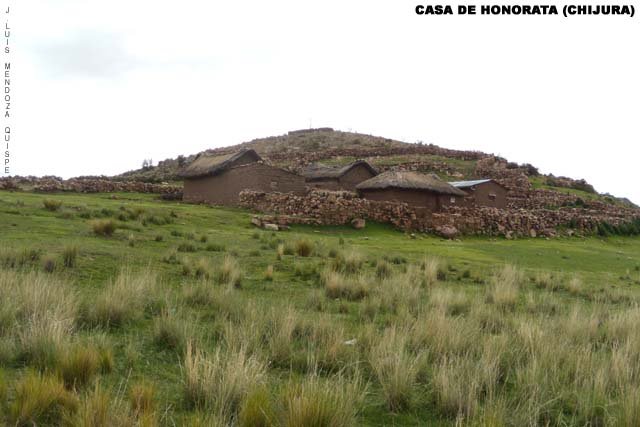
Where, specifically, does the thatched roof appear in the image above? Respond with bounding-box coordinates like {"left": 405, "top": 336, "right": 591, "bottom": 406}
{"left": 356, "top": 171, "right": 467, "bottom": 196}
{"left": 180, "top": 149, "right": 261, "bottom": 178}
{"left": 302, "top": 160, "right": 378, "bottom": 181}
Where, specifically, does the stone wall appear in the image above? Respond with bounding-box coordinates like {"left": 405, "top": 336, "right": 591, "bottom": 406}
{"left": 239, "top": 189, "right": 640, "bottom": 238}
{"left": 0, "top": 176, "right": 182, "bottom": 194}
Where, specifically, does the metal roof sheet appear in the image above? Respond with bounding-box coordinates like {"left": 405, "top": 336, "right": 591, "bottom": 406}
{"left": 449, "top": 179, "right": 493, "bottom": 188}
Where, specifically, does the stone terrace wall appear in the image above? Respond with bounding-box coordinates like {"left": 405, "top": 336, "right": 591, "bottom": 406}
{"left": 0, "top": 176, "right": 182, "bottom": 194}
{"left": 239, "top": 190, "right": 430, "bottom": 230}
{"left": 240, "top": 190, "right": 640, "bottom": 238}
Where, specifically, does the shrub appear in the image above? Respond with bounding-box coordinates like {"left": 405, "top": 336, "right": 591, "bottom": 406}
{"left": 62, "top": 245, "right": 78, "bottom": 268}
{"left": 199, "top": 235, "right": 208, "bottom": 243}
{"left": 216, "top": 255, "right": 243, "bottom": 288}
{"left": 57, "top": 344, "right": 101, "bottom": 388}
{"left": 276, "top": 244, "right": 285, "bottom": 260}
{"left": 294, "top": 239, "right": 314, "bottom": 257}
{"left": 43, "top": 199, "right": 63, "bottom": 212}
{"left": 282, "top": 370, "right": 366, "bottom": 427}
{"left": 9, "top": 370, "right": 79, "bottom": 425}
{"left": 90, "top": 220, "right": 117, "bottom": 237}
{"left": 154, "top": 234, "right": 164, "bottom": 242}
{"left": 183, "top": 343, "right": 267, "bottom": 419}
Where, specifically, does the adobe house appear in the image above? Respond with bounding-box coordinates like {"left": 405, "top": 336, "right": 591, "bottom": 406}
{"left": 356, "top": 171, "right": 467, "bottom": 210}
{"left": 180, "top": 149, "right": 306, "bottom": 205}
{"left": 449, "top": 179, "right": 508, "bottom": 208}
{"left": 302, "top": 160, "right": 378, "bottom": 191}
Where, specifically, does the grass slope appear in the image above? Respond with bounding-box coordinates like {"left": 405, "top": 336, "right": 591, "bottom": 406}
{"left": 1, "top": 191, "right": 640, "bottom": 425}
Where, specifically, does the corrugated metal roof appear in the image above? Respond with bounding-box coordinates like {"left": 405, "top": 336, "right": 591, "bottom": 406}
{"left": 449, "top": 179, "right": 492, "bottom": 188}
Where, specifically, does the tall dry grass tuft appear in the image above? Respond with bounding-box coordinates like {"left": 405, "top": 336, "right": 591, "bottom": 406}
{"left": 183, "top": 343, "right": 267, "bottom": 420}
{"left": 84, "top": 268, "right": 162, "bottom": 328}
{"left": 57, "top": 344, "right": 101, "bottom": 389}
{"left": 129, "top": 380, "right": 156, "bottom": 415}
{"left": 485, "top": 265, "right": 521, "bottom": 311}
{"left": 294, "top": 239, "right": 314, "bottom": 257}
{"left": 67, "top": 383, "right": 111, "bottom": 427}
{"left": 216, "top": 255, "right": 243, "bottom": 288}
{"left": 152, "top": 309, "right": 190, "bottom": 353}
{"left": 90, "top": 219, "right": 117, "bottom": 237}
{"left": 42, "top": 199, "right": 63, "bottom": 212}
{"left": 264, "top": 307, "right": 303, "bottom": 368}
{"left": 305, "top": 316, "right": 358, "bottom": 373}
{"left": 9, "top": 370, "right": 79, "bottom": 425}
{"left": 330, "top": 250, "right": 364, "bottom": 275}
{"left": 420, "top": 256, "right": 442, "bottom": 287}
{"left": 62, "top": 245, "right": 79, "bottom": 268}
{"left": 369, "top": 326, "right": 421, "bottom": 411}
{"left": 282, "top": 370, "right": 366, "bottom": 427}
{"left": 238, "top": 385, "right": 277, "bottom": 427}
{"left": 0, "top": 270, "right": 77, "bottom": 369}
{"left": 432, "top": 354, "right": 481, "bottom": 419}
{"left": 322, "top": 269, "right": 369, "bottom": 301}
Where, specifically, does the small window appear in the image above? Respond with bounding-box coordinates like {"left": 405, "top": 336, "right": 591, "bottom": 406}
{"left": 450, "top": 197, "right": 456, "bottom": 204}
{"left": 488, "top": 193, "right": 496, "bottom": 201}
{"left": 270, "top": 181, "right": 279, "bottom": 190}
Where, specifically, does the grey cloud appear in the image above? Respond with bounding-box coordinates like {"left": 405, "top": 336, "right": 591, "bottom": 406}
{"left": 31, "top": 30, "right": 138, "bottom": 79}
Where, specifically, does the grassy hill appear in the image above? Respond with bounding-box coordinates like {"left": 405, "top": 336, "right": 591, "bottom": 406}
{"left": 115, "top": 128, "right": 638, "bottom": 209}
{"left": 1, "top": 190, "right": 640, "bottom": 425}
{"left": 117, "top": 129, "right": 497, "bottom": 182}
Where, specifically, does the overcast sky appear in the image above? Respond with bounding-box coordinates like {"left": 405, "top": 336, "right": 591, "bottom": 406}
{"left": 11, "top": 0, "right": 640, "bottom": 203}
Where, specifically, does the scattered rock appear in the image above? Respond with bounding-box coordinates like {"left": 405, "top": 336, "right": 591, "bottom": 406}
{"left": 436, "top": 225, "right": 459, "bottom": 239}
{"left": 264, "top": 223, "right": 279, "bottom": 231}
{"left": 351, "top": 218, "right": 366, "bottom": 229}
{"left": 251, "top": 216, "right": 263, "bottom": 228}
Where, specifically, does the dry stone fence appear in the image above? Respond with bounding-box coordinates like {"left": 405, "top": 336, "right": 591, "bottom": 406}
{"left": 240, "top": 189, "right": 640, "bottom": 238}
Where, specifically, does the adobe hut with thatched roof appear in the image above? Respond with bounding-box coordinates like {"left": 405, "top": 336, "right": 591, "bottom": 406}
{"left": 181, "top": 149, "right": 306, "bottom": 205}
{"left": 356, "top": 171, "right": 467, "bottom": 210}
{"left": 302, "top": 160, "right": 378, "bottom": 191}
{"left": 449, "top": 179, "right": 508, "bottom": 208}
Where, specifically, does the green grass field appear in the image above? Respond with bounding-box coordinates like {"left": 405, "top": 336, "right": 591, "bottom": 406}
{"left": 1, "top": 191, "right": 640, "bottom": 426}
